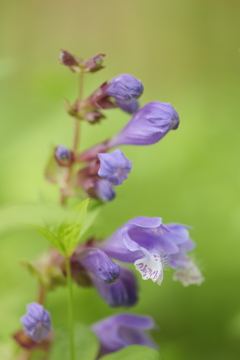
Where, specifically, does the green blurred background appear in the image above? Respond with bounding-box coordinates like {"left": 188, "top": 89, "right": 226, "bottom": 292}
{"left": 0, "top": 0, "right": 240, "bottom": 359}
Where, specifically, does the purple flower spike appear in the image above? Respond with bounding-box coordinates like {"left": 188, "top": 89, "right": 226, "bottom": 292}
{"left": 108, "top": 102, "right": 180, "bottom": 148}
{"left": 92, "top": 313, "right": 157, "bottom": 355}
{"left": 94, "top": 179, "right": 116, "bottom": 202}
{"left": 100, "top": 217, "right": 203, "bottom": 286}
{"left": 106, "top": 74, "right": 144, "bottom": 102}
{"left": 20, "top": 303, "right": 51, "bottom": 342}
{"left": 98, "top": 150, "right": 132, "bottom": 186}
{"left": 92, "top": 266, "right": 138, "bottom": 307}
{"left": 80, "top": 248, "right": 120, "bottom": 284}
{"left": 116, "top": 100, "right": 139, "bottom": 114}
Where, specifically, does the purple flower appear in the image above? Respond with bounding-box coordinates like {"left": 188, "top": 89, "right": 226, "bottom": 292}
{"left": 116, "top": 100, "right": 139, "bottom": 114}
{"left": 108, "top": 102, "right": 180, "bottom": 147}
{"left": 105, "top": 74, "right": 144, "bottom": 102}
{"left": 100, "top": 217, "right": 203, "bottom": 286}
{"left": 92, "top": 314, "right": 157, "bottom": 356}
{"left": 55, "top": 145, "right": 74, "bottom": 167}
{"left": 92, "top": 266, "right": 138, "bottom": 307}
{"left": 71, "top": 248, "right": 137, "bottom": 307}
{"left": 79, "top": 248, "right": 120, "bottom": 284}
{"left": 93, "top": 178, "right": 116, "bottom": 202}
{"left": 20, "top": 303, "right": 51, "bottom": 342}
{"left": 98, "top": 149, "right": 132, "bottom": 186}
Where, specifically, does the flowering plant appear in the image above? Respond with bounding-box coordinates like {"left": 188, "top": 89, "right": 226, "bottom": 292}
{"left": 10, "top": 50, "right": 203, "bottom": 360}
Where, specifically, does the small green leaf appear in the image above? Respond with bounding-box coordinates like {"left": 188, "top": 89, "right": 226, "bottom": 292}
{"left": 81, "top": 201, "right": 103, "bottom": 238}
{"left": 50, "top": 323, "right": 99, "bottom": 360}
{"left": 26, "top": 224, "right": 66, "bottom": 256}
{"left": 99, "top": 346, "right": 161, "bottom": 360}
{"left": 58, "top": 199, "right": 89, "bottom": 257}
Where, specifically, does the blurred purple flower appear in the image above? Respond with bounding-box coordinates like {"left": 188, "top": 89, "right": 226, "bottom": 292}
{"left": 100, "top": 217, "right": 203, "bottom": 286}
{"left": 80, "top": 248, "right": 120, "bottom": 284}
{"left": 93, "top": 178, "right": 116, "bottom": 202}
{"left": 105, "top": 74, "right": 144, "bottom": 102}
{"left": 20, "top": 303, "right": 51, "bottom": 342}
{"left": 92, "top": 313, "right": 157, "bottom": 356}
{"left": 98, "top": 149, "right": 132, "bottom": 186}
{"left": 92, "top": 266, "right": 138, "bottom": 307}
{"left": 108, "top": 101, "right": 180, "bottom": 147}
{"left": 116, "top": 99, "right": 139, "bottom": 114}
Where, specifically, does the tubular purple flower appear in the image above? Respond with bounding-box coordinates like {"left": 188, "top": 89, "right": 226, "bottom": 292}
{"left": 20, "top": 303, "right": 51, "bottom": 342}
{"left": 116, "top": 100, "right": 139, "bottom": 114}
{"left": 98, "top": 149, "right": 132, "bottom": 186}
{"left": 94, "top": 179, "right": 116, "bottom": 202}
{"left": 99, "top": 217, "right": 203, "bottom": 286}
{"left": 107, "top": 102, "right": 180, "bottom": 148}
{"left": 105, "top": 74, "right": 144, "bottom": 102}
{"left": 92, "top": 313, "right": 157, "bottom": 355}
{"left": 91, "top": 266, "right": 138, "bottom": 307}
{"left": 79, "top": 248, "right": 120, "bottom": 284}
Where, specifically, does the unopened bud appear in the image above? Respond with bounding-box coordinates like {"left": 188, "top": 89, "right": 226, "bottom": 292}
{"left": 54, "top": 145, "right": 74, "bottom": 167}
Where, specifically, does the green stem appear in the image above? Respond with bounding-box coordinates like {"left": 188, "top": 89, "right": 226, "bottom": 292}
{"left": 66, "top": 257, "right": 75, "bottom": 360}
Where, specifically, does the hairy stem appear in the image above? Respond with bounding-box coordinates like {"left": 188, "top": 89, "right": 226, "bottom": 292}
{"left": 66, "top": 257, "right": 75, "bottom": 360}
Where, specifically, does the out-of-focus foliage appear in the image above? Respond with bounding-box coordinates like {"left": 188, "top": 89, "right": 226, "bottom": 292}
{"left": 0, "top": 0, "right": 240, "bottom": 359}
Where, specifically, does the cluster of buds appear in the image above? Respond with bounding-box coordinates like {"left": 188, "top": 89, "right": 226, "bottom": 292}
{"left": 46, "top": 50, "right": 180, "bottom": 204}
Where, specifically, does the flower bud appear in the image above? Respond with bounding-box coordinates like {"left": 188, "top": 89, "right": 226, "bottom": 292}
{"left": 108, "top": 101, "right": 180, "bottom": 147}
{"left": 54, "top": 145, "right": 74, "bottom": 167}
{"left": 106, "top": 74, "right": 144, "bottom": 102}
{"left": 98, "top": 149, "right": 132, "bottom": 186}
{"left": 20, "top": 303, "right": 52, "bottom": 342}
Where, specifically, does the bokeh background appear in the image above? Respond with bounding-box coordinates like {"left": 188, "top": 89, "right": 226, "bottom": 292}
{"left": 0, "top": 0, "right": 240, "bottom": 359}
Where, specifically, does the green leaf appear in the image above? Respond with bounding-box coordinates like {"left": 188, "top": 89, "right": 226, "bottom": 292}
{"left": 26, "top": 224, "right": 66, "bottom": 256}
{"left": 50, "top": 323, "right": 99, "bottom": 360}
{"left": 58, "top": 199, "right": 89, "bottom": 257}
{"left": 99, "top": 346, "right": 161, "bottom": 360}
{"left": 81, "top": 200, "right": 103, "bottom": 238}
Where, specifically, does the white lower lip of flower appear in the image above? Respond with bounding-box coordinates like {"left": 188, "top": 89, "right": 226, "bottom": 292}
{"left": 173, "top": 259, "right": 204, "bottom": 286}
{"left": 134, "top": 252, "right": 163, "bottom": 285}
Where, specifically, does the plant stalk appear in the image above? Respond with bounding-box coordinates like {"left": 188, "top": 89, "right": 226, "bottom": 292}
{"left": 73, "top": 70, "right": 84, "bottom": 154}
{"left": 66, "top": 257, "right": 75, "bottom": 360}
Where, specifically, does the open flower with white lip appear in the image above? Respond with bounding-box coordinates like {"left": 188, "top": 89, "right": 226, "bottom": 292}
{"left": 99, "top": 217, "right": 204, "bottom": 286}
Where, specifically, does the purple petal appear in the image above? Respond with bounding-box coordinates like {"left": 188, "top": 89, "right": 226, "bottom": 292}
{"left": 108, "top": 102, "right": 180, "bottom": 147}
{"left": 105, "top": 74, "right": 143, "bottom": 102}
{"left": 80, "top": 248, "right": 120, "bottom": 284}
{"left": 92, "top": 313, "right": 157, "bottom": 355}
{"left": 94, "top": 179, "right": 116, "bottom": 202}
{"left": 92, "top": 266, "right": 138, "bottom": 307}
{"left": 20, "top": 303, "right": 51, "bottom": 342}
{"left": 98, "top": 150, "right": 132, "bottom": 186}
{"left": 116, "top": 100, "right": 139, "bottom": 114}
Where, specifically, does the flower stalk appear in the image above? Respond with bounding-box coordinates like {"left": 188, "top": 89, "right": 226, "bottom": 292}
{"left": 66, "top": 257, "right": 75, "bottom": 360}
